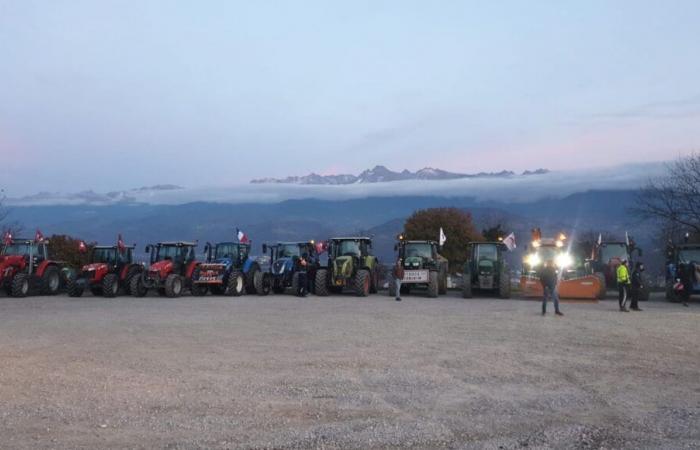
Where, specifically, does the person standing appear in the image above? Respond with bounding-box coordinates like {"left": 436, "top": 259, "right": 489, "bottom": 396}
{"left": 539, "top": 261, "right": 563, "bottom": 316}
{"left": 630, "top": 262, "right": 644, "bottom": 311}
{"left": 617, "top": 259, "right": 631, "bottom": 312}
{"left": 393, "top": 258, "right": 404, "bottom": 301}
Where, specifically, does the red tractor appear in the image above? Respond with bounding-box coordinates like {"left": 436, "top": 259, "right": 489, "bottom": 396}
{"left": 130, "top": 241, "right": 202, "bottom": 298}
{"left": 0, "top": 237, "right": 63, "bottom": 297}
{"left": 67, "top": 244, "right": 143, "bottom": 297}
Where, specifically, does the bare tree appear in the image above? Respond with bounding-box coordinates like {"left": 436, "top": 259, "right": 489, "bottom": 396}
{"left": 634, "top": 153, "right": 700, "bottom": 234}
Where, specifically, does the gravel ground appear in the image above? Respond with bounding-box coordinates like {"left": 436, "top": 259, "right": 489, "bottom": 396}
{"left": 0, "top": 292, "right": 698, "bottom": 449}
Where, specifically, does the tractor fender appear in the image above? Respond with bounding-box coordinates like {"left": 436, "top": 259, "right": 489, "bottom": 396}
{"left": 242, "top": 258, "right": 257, "bottom": 274}
{"left": 186, "top": 261, "right": 200, "bottom": 279}
{"left": 120, "top": 263, "right": 143, "bottom": 281}
{"left": 36, "top": 260, "right": 58, "bottom": 277}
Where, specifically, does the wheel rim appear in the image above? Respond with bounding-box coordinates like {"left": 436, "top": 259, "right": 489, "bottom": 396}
{"left": 111, "top": 281, "right": 118, "bottom": 295}
{"left": 49, "top": 274, "right": 59, "bottom": 291}
{"left": 236, "top": 276, "right": 243, "bottom": 292}
{"left": 173, "top": 278, "right": 182, "bottom": 294}
{"left": 21, "top": 280, "right": 29, "bottom": 295}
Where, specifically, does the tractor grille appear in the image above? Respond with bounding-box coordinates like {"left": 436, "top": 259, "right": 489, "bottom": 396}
{"left": 81, "top": 270, "right": 95, "bottom": 280}
{"left": 273, "top": 260, "right": 286, "bottom": 275}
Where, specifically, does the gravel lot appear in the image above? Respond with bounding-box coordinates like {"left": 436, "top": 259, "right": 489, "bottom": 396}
{"left": 0, "top": 292, "right": 698, "bottom": 449}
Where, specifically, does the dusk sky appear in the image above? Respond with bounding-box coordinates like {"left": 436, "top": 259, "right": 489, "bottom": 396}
{"left": 1, "top": 1, "right": 699, "bottom": 196}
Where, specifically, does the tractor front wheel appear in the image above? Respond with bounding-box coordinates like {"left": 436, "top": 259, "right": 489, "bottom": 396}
{"left": 462, "top": 270, "right": 473, "bottom": 299}
{"left": 41, "top": 265, "right": 60, "bottom": 295}
{"left": 498, "top": 266, "right": 511, "bottom": 299}
{"left": 67, "top": 279, "right": 84, "bottom": 297}
{"left": 254, "top": 271, "right": 270, "bottom": 296}
{"left": 354, "top": 269, "right": 370, "bottom": 297}
{"left": 315, "top": 269, "right": 329, "bottom": 296}
{"left": 102, "top": 273, "right": 119, "bottom": 298}
{"left": 438, "top": 265, "right": 448, "bottom": 295}
{"left": 11, "top": 273, "right": 30, "bottom": 298}
{"left": 227, "top": 271, "right": 245, "bottom": 296}
{"left": 427, "top": 271, "right": 439, "bottom": 298}
{"left": 130, "top": 276, "right": 148, "bottom": 297}
{"left": 164, "top": 274, "right": 183, "bottom": 298}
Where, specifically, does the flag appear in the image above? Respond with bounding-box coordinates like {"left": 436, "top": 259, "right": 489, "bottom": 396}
{"left": 625, "top": 231, "right": 630, "bottom": 246}
{"left": 236, "top": 228, "right": 249, "bottom": 244}
{"left": 35, "top": 229, "right": 44, "bottom": 243}
{"left": 315, "top": 240, "right": 328, "bottom": 254}
{"left": 3, "top": 231, "right": 12, "bottom": 246}
{"left": 439, "top": 227, "right": 446, "bottom": 246}
{"left": 503, "top": 232, "right": 516, "bottom": 251}
{"left": 78, "top": 240, "right": 88, "bottom": 254}
{"left": 597, "top": 233, "right": 602, "bottom": 246}
{"left": 117, "top": 234, "right": 126, "bottom": 253}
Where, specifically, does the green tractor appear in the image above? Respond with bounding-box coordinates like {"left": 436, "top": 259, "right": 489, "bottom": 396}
{"left": 389, "top": 237, "right": 448, "bottom": 298}
{"left": 462, "top": 241, "right": 511, "bottom": 298}
{"left": 314, "top": 237, "right": 379, "bottom": 297}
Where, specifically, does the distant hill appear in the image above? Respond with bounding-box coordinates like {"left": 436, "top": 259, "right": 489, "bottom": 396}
{"left": 250, "top": 165, "right": 549, "bottom": 185}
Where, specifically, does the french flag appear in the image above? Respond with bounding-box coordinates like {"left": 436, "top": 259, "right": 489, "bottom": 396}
{"left": 236, "top": 228, "right": 250, "bottom": 244}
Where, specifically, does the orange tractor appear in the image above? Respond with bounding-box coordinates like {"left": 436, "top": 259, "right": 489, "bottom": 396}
{"left": 520, "top": 229, "right": 604, "bottom": 300}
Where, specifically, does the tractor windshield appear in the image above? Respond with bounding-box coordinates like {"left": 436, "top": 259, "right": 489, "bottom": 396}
{"left": 278, "top": 244, "right": 301, "bottom": 258}
{"left": 475, "top": 244, "right": 498, "bottom": 262}
{"left": 92, "top": 248, "right": 118, "bottom": 264}
{"left": 405, "top": 243, "right": 432, "bottom": 259}
{"left": 215, "top": 243, "right": 248, "bottom": 262}
{"left": 536, "top": 245, "right": 560, "bottom": 263}
{"left": 1, "top": 242, "right": 32, "bottom": 256}
{"left": 679, "top": 248, "right": 700, "bottom": 263}
{"left": 335, "top": 240, "right": 360, "bottom": 257}
{"left": 600, "top": 244, "right": 628, "bottom": 261}
{"left": 156, "top": 245, "right": 194, "bottom": 262}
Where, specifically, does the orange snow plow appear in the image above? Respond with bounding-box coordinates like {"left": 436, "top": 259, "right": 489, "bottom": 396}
{"left": 519, "top": 229, "right": 605, "bottom": 300}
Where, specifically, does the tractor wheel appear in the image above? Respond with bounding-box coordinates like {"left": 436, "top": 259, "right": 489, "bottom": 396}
{"left": 438, "top": 265, "right": 447, "bottom": 295}
{"left": 41, "top": 265, "right": 61, "bottom": 295}
{"left": 291, "top": 272, "right": 300, "bottom": 295}
{"left": 130, "top": 276, "right": 148, "bottom": 297}
{"left": 11, "top": 273, "right": 30, "bottom": 298}
{"left": 67, "top": 279, "right": 84, "bottom": 297}
{"left": 164, "top": 274, "right": 183, "bottom": 298}
{"left": 102, "top": 273, "right": 119, "bottom": 298}
{"left": 272, "top": 279, "right": 285, "bottom": 294}
{"left": 226, "top": 271, "right": 245, "bottom": 297}
{"left": 354, "top": 269, "right": 370, "bottom": 297}
{"left": 191, "top": 283, "right": 208, "bottom": 297}
{"left": 498, "top": 266, "right": 511, "bottom": 299}
{"left": 315, "top": 269, "right": 329, "bottom": 296}
{"left": 124, "top": 267, "right": 142, "bottom": 295}
{"left": 427, "top": 271, "right": 439, "bottom": 298}
{"left": 253, "top": 271, "right": 270, "bottom": 296}
{"left": 246, "top": 266, "right": 260, "bottom": 294}
{"left": 388, "top": 277, "right": 397, "bottom": 297}
{"left": 462, "top": 270, "right": 473, "bottom": 299}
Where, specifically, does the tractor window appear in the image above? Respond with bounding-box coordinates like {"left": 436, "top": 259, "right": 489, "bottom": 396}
{"left": 279, "top": 244, "right": 301, "bottom": 258}
{"left": 536, "top": 246, "right": 560, "bottom": 263}
{"left": 215, "top": 243, "right": 239, "bottom": 260}
{"left": 184, "top": 246, "right": 195, "bottom": 262}
{"left": 93, "top": 248, "right": 118, "bottom": 263}
{"left": 1, "top": 243, "right": 31, "bottom": 256}
{"left": 476, "top": 244, "right": 498, "bottom": 262}
{"left": 336, "top": 240, "right": 360, "bottom": 257}
{"left": 156, "top": 245, "right": 182, "bottom": 262}
{"left": 405, "top": 243, "right": 433, "bottom": 259}
{"left": 679, "top": 248, "right": 700, "bottom": 264}
{"left": 600, "top": 244, "right": 628, "bottom": 261}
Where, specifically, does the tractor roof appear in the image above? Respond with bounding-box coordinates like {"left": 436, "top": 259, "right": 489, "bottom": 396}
{"left": 403, "top": 240, "right": 437, "bottom": 244}
{"left": 8, "top": 239, "right": 42, "bottom": 245}
{"left": 330, "top": 237, "right": 372, "bottom": 241}
{"left": 157, "top": 241, "right": 198, "bottom": 246}
{"left": 215, "top": 241, "right": 249, "bottom": 246}
{"left": 94, "top": 245, "right": 135, "bottom": 249}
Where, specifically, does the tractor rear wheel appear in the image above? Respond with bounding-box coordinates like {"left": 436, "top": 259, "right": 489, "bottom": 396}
{"left": 191, "top": 283, "right": 208, "bottom": 297}
{"left": 164, "top": 274, "right": 183, "bottom": 298}
{"left": 67, "top": 279, "right": 84, "bottom": 297}
{"left": 462, "top": 270, "right": 473, "bottom": 299}
{"left": 427, "top": 271, "right": 439, "bottom": 298}
{"left": 354, "top": 269, "right": 370, "bottom": 297}
{"left": 41, "top": 265, "right": 60, "bottom": 295}
{"left": 246, "top": 266, "right": 260, "bottom": 294}
{"left": 498, "top": 266, "right": 511, "bottom": 299}
{"left": 227, "top": 271, "right": 245, "bottom": 296}
{"left": 102, "top": 273, "right": 119, "bottom": 298}
{"left": 130, "top": 276, "right": 147, "bottom": 297}
{"left": 315, "top": 269, "right": 329, "bottom": 296}
{"left": 254, "top": 271, "right": 270, "bottom": 296}
{"left": 11, "top": 273, "right": 30, "bottom": 298}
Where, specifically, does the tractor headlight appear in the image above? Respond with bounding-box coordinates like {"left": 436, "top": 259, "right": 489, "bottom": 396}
{"left": 525, "top": 253, "right": 541, "bottom": 267}
{"left": 555, "top": 253, "right": 573, "bottom": 268}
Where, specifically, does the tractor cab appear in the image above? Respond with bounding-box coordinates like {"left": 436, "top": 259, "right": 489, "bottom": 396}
{"left": 462, "top": 241, "right": 510, "bottom": 298}
{"left": 1, "top": 239, "right": 49, "bottom": 272}
{"left": 206, "top": 242, "right": 251, "bottom": 266}
{"left": 90, "top": 245, "right": 134, "bottom": 266}
{"left": 148, "top": 242, "right": 197, "bottom": 268}
{"left": 665, "top": 241, "right": 700, "bottom": 301}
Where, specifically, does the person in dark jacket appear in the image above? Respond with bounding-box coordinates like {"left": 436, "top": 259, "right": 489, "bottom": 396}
{"left": 393, "top": 258, "right": 405, "bottom": 301}
{"left": 539, "top": 260, "right": 563, "bottom": 316}
{"left": 630, "top": 262, "right": 644, "bottom": 311}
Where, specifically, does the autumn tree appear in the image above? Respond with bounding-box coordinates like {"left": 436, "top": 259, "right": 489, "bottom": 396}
{"left": 47, "top": 234, "right": 95, "bottom": 268}
{"left": 403, "top": 207, "right": 482, "bottom": 272}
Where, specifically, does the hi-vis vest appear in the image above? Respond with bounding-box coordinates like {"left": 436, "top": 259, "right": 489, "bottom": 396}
{"left": 616, "top": 264, "right": 630, "bottom": 284}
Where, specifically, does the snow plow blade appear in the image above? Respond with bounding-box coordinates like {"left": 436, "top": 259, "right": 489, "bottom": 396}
{"left": 520, "top": 274, "right": 604, "bottom": 300}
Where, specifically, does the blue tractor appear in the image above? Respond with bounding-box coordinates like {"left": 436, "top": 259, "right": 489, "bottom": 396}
{"left": 190, "top": 241, "right": 267, "bottom": 296}
{"left": 665, "top": 238, "right": 700, "bottom": 303}
{"left": 259, "top": 241, "right": 320, "bottom": 296}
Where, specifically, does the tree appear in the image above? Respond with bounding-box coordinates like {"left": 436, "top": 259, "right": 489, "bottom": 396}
{"left": 482, "top": 224, "right": 506, "bottom": 242}
{"left": 575, "top": 229, "right": 618, "bottom": 259}
{"left": 47, "top": 234, "right": 94, "bottom": 268}
{"left": 403, "top": 207, "right": 482, "bottom": 272}
{"left": 635, "top": 153, "right": 700, "bottom": 235}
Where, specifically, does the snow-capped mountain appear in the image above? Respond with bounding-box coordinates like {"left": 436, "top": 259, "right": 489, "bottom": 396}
{"left": 250, "top": 166, "right": 548, "bottom": 185}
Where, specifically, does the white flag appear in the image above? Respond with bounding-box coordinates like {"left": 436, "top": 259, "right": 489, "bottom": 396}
{"left": 597, "top": 233, "right": 602, "bottom": 246}
{"left": 625, "top": 231, "right": 629, "bottom": 246}
{"left": 439, "top": 227, "right": 446, "bottom": 246}
{"left": 503, "top": 232, "right": 516, "bottom": 251}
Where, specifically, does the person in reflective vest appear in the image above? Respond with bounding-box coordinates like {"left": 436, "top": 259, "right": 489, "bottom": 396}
{"left": 617, "top": 259, "right": 631, "bottom": 312}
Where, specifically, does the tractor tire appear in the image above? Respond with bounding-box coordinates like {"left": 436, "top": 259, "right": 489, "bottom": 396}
{"left": 427, "top": 271, "right": 439, "bottom": 298}
{"left": 191, "top": 282, "right": 208, "bottom": 297}
{"left": 272, "top": 279, "right": 285, "bottom": 294}
{"left": 11, "top": 273, "right": 30, "bottom": 298}
{"left": 369, "top": 270, "right": 378, "bottom": 294}
{"left": 462, "top": 270, "right": 473, "bottom": 299}
{"left": 253, "top": 270, "right": 270, "bottom": 296}
{"left": 130, "top": 276, "right": 148, "bottom": 297}
{"left": 498, "top": 266, "right": 511, "bottom": 299}
{"left": 594, "top": 272, "right": 607, "bottom": 299}
{"left": 354, "top": 269, "right": 370, "bottom": 297}
{"left": 291, "top": 272, "right": 300, "bottom": 295}
{"left": 388, "top": 277, "right": 397, "bottom": 297}
{"left": 226, "top": 271, "right": 245, "bottom": 297}
{"left": 438, "top": 265, "right": 447, "bottom": 295}
{"left": 315, "top": 269, "right": 329, "bottom": 297}
{"left": 41, "top": 265, "right": 61, "bottom": 295}
{"left": 124, "top": 267, "right": 142, "bottom": 296}
{"left": 67, "top": 279, "right": 85, "bottom": 297}
{"left": 246, "top": 266, "right": 260, "bottom": 294}
{"left": 164, "top": 274, "right": 183, "bottom": 298}
{"left": 102, "top": 273, "right": 119, "bottom": 298}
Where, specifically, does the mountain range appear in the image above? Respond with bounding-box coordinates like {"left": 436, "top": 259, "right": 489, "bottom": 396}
{"left": 250, "top": 166, "right": 549, "bottom": 185}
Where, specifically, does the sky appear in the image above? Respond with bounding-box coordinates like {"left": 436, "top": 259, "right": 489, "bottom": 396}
{"left": 1, "top": 1, "right": 699, "bottom": 196}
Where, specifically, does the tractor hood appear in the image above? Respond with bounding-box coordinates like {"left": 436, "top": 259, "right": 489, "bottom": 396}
{"left": 272, "top": 257, "right": 294, "bottom": 275}
{"left": 82, "top": 262, "right": 108, "bottom": 272}
{"left": 333, "top": 255, "right": 355, "bottom": 278}
{"left": 0, "top": 255, "right": 25, "bottom": 276}
{"left": 81, "top": 262, "right": 109, "bottom": 280}
{"left": 149, "top": 260, "right": 173, "bottom": 278}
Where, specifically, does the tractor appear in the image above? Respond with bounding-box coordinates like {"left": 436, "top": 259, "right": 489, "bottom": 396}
{"left": 189, "top": 241, "right": 262, "bottom": 296}
{"left": 0, "top": 238, "right": 64, "bottom": 297}
{"left": 665, "top": 239, "right": 700, "bottom": 302}
{"left": 67, "top": 244, "right": 143, "bottom": 297}
{"left": 462, "top": 241, "right": 510, "bottom": 298}
{"left": 589, "top": 239, "right": 644, "bottom": 290}
{"left": 389, "top": 237, "right": 447, "bottom": 298}
{"left": 314, "top": 237, "right": 379, "bottom": 297}
{"left": 259, "top": 241, "right": 320, "bottom": 296}
{"left": 130, "top": 241, "right": 201, "bottom": 298}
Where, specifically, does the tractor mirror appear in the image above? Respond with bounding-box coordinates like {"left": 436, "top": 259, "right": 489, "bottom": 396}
{"left": 145, "top": 245, "right": 151, "bottom": 253}
{"left": 262, "top": 244, "right": 268, "bottom": 253}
